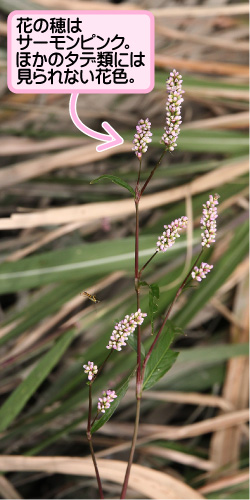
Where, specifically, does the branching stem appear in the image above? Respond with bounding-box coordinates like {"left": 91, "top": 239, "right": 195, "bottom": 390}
{"left": 142, "top": 248, "right": 203, "bottom": 378}
{"left": 87, "top": 384, "right": 104, "bottom": 499}
{"left": 139, "top": 251, "right": 158, "bottom": 278}
{"left": 121, "top": 148, "right": 171, "bottom": 498}
{"left": 140, "top": 148, "right": 166, "bottom": 197}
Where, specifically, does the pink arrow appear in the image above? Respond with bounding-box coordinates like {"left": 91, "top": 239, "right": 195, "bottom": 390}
{"left": 69, "top": 93, "right": 124, "bottom": 153}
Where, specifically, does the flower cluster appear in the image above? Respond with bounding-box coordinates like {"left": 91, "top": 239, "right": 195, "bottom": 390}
{"left": 201, "top": 194, "right": 219, "bottom": 247}
{"left": 132, "top": 118, "right": 152, "bottom": 159}
{"left": 156, "top": 216, "right": 188, "bottom": 252}
{"left": 83, "top": 361, "right": 98, "bottom": 381}
{"left": 161, "top": 69, "right": 184, "bottom": 152}
{"left": 106, "top": 309, "right": 147, "bottom": 351}
{"left": 192, "top": 263, "right": 213, "bottom": 282}
{"left": 97, "top": 390, "right": 117, "bottom": 413}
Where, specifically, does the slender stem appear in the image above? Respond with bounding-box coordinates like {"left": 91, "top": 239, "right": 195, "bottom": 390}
{"left": 134, "top": 201, "right": 142, "bottom": 391}
{"left": 135, "top": 202, "right": 139, "bottom": 287}
{"left": 87, "top": 385, "right": 104, "bottom": 499}
{"left": 92, "top": 350, "right": 113, "bottom": 383}
{"left": 88, "top": 351, "right": 113, "bottom": 427}
{"left": 136, "top": 159, "right": 142, "bottom": 188}
{"left": 88, "top": 437, "right": 104, "bottom": 499}
{"left": 139, "top": 251, "right": 158, "bottom": 278}
{"left": 142, "top": 248, "right": 203, "bottom": 376}
{"left": 120, "top": 163, "right": 143, "bottom": 499}
{"left": 121, "top": 148, "right": 198, "bottom": 497}
{"left": 136, "top": 328, "right": 141, "bottom": 390}
{"left": 120, "top": 149, "right": 170, "bottom": 497}
{"left": 87, "top": 384, "right": 92, "bottom": 432}
{"left": 140, "top": 148, "right": 166, "bottom": 197}
{"left": 90, "top": 409, "right": 101, "bottom": 428}
{"left": 120, "top": 398, "right": 141, "bottom": 499}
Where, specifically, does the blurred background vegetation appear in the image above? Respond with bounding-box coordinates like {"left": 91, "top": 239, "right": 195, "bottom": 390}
{"left": 0, "top": 0, "right": 248, "bottom": 499}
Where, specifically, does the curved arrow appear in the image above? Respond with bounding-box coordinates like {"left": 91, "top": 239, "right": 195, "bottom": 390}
{"left": 69, "top": 93, "right": 124, "bottom": 153}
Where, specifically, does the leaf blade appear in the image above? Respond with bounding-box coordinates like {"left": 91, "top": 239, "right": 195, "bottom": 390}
{"left": 91, "top": 369, "right": 135, "bottom": 434}
{"left": 143, "top": 321, "right": 180, "bottom": 391}
{"left": 149, "top": 283, "right": 160, "bottom": 335}
{"left": 0, "top": 329, "right": 74, "bottom": 432}
{"left": 90, "top": 175, "right": 135, "bottom": 197}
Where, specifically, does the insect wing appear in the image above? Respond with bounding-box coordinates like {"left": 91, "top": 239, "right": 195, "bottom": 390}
{"left": 80, "top": 291, "right": 100, "bottom": 303}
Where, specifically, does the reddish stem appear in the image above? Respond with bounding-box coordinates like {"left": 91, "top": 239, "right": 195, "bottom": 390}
{"left": 140, "top": 148, "right": 166, "bottom": 197}
{"left": 139, "top": 251, "right": 158, "bottom": 279}
{"left": 87, "top": 384, "right": 104, "bottom": 499}
{"left": 142, "top": 248, "right": 203, "bottom": 378}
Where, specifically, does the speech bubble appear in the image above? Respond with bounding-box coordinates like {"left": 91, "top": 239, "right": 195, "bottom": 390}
{"left": 7, "top": 10, "right": 154, "bottom": 94}
{"left": 7, "top": 10, "right": 154, "bottom": 151}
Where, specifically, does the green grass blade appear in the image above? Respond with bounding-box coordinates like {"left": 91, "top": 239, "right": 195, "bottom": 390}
{"left": 0, "top": 235, "right": 189, "bottom": 293}
{"left": 0, "top": 329, "right": 74, "bottom": 432}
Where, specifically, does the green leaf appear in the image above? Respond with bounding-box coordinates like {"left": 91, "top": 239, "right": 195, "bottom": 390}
{"left": 0, "top": 281, "right": 87, "bottom": 347}
{"left": 90, "top": 175, "right": 135, "bottom": 197}
{"left": 144, "top": 350, "right": 179, "bottom": 391}
{"left": 206, "top": 487, "right": 249, "bottom": 499}
{"left": 143, "top": 321, "right": 179, "bottom": 391}
{"left": 149, "top": 283, "right": 160, "bottom": 335}
{"left": 0, "top": 235, "right": 174, "bottom": 294}
{"left": 91, "top": 369, "right": 135, "bottom": 434}
{"left": 139, "top": 281, "right": 149, "bottom": 287}
{"left": 179, "top": 343, "right": 249, "bottom": 364}
{"left": 149, "top": 284, "right": 160, "bottom": 297}
{"left": 163, "top": 343, "right": 249, "bottom": 391}
{"left": 0, "top": 329, "right": 74, "bottom": 432}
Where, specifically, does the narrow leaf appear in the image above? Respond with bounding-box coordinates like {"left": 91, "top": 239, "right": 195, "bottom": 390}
{"left": 150, "top": 284, "right": 160, "bottom": 297}
{"left": 0, "top": 234, "right": 187, "bottom": 295}
{"left": 0, "top": 329, "right": 74, "bottom": 432}
{"left": 149, "top": 283, "right": 160, "bottom": 334}
{"left": 91, "top": 369, "right": 135, "bottom": 434}
{"left": 139, "top": 281, "right": 149, "bottom": 287}
{"left": 143, "top": 321, "right": 179, "bottom": 391}
{"left": 144, "top": 350, "right": 179, "bottom": 391}
{"left": 90, "top": 175, "right": 135, "bottom": 196}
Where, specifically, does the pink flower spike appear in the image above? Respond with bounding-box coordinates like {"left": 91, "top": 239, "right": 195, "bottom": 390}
{"left": 97, "top": 390, "right": 117, "bottom": 413}
{"left": 161, "top": 69, "right": 184, "bottom": 152}
{"left": 106, "top": 309, "right": 147, "bottom": 351}
{"left": 83, "top": 361, "right": 98, "bottom": 381}
{"left": 200, "top": 194, "right": 219, "bottom": 247}
{"left": 132, "top": 118, "right": 152, "bottom": 159}
{"left": 192, "top": 263, "right": 213, "bottom": 282}
{"left": 156, "top": 216, "right": 188, "bottom": 252}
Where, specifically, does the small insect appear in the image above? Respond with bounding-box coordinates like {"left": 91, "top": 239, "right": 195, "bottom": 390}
{"left": 80, "top": 291, "right": 101, "bottom": 303}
